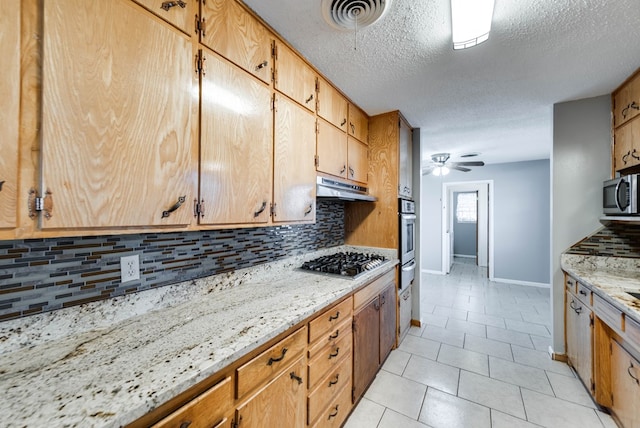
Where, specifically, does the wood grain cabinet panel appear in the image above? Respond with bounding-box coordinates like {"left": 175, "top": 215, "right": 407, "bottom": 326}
{"left": 317, "top": 77, "right": 348, "bottom": 131}
{"left": 41, "top": 0, "right": 195, "bottom": 228}
{"left": 379, "top": 283, "right": 397, "bottom": 362}
{"left": 610, "top": 340, "right": 640, "bottom": 428}
{"left": 565, "top": 289, "right": 594, "bottom": 395}
{"left": 614, "top": 119, "right": 640, "bottom": 172}
{"left": 273, "top": 94, "right": 316, "bottom": 223}
{"left": 308, "top": 297, "right": 353, "bottom": 345}
{"left": 274, "top": 41, "right": 316, "bottom": 112}
{"left": 307, "top": 329, "right": 352, "bottom": 390}
{"left": 614, "top": 70, "right": 640, "bottom": 128}
{"left": 316, "top": 119, "right": 348, "bottom": 179}
{"left": 347, "top": 137, "right": 369, "bottom": 184}
{"left": 352, "top": 296, "right": 380, "bottom": 401}
{"left": 132, "top": 0, "right": 194, "bottom": 33}
{"left": 308, "top": 356, "right": 352, "bottom": 425}
{"left": 310, "top": 382, "right": 352, "bottom": 428}
{"left": 199, "top": 50, "right": 273, "bottom": 225}
{"left": 201, "top": 0, "right": 273, "bottom": 84}
{"left": 0, "top": 1, "right": 20, "bottom": 229}
{"left": 348, "top": 103, "right": 368, "bottom": 143}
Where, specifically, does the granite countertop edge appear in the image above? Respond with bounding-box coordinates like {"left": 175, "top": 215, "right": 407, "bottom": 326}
{"left": 0, "top": 245, "right": 398, "bottom": 428}
{"left": 561, "top": 253, "right": 640, "bottom": 324}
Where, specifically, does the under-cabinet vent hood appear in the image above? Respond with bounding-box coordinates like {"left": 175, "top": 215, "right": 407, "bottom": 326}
{"left": 316, "top": 177, "right": 377, "bottom": 202}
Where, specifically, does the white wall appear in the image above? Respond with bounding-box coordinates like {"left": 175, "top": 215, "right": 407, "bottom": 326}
{"left": 421, "top": 160, "right": 551, "bottom": 285}
{"left": 551, "top": 95, "right": 611, "bottom": 354}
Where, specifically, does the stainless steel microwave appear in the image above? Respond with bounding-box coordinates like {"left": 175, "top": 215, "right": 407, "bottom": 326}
{"left": 603, "top": 174, "right": 639, "bottom": 215}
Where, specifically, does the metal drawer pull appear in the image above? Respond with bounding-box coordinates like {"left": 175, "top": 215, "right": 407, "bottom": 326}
{"left": 328, "top": 347, "right": 340, "bottom": 359}
{"left": 622, "top": 101, "right": 639, "bottom": 118}
{"left": 0, "top": 180, "right": 4, "bottom": 191}
{"left": 350, "top": 122, "right": 355, "bottom": 133}
{"left": 340, "top": 165, "right": 346, "bottom": 175}
{"left": 629, "top": 361, "right": 640, "bottom": 385}
{"left": 254, "top": 201, "right": 267, "bottom": 217}
{"left": 403, "top": 292, "right": 410, "bottom": 301}
{"left": 267, "top": 347, "right": 288, "bottom": 365}
{"left": 256, "top": 61, "right": 268, "bottom": 71}
{"left": 328, "top": 405, "right": 339, "bottom": 419}
{"left": 340, "top": 118, "right": 347, "bottom": 127}
{"left": 290, "top": 372, "right": 303, "bottom": 385}
{"left": 329, "top": 330, "right": 339, "bottom": 340}
{"left": 179, "top": 422, "right": 192, "bottom": 428}
{"left": 161, "top": 0, "right": 186, "bottom": 11}
{"left": 305, "top": 94, "right": 314, "bottom": 104}
{"left": 329, "top": 311, "right": 340, "bottom": 321}
{"left": 162, "top": 195, "right": 186, "bottom": 218}
{"left": 579, "top": 289, "right": 588, "bottom": 296}
{"left": 304, "top": 203, "right": 313, "bottom": 216}
{"left": 570, "top": 299, "right": 582, "bottom": 314}
{"left": 328, "top": 374, "right": 340, "bottom": 386}
{"left": 349, "top": 166, "right": 355, "bottom": 177}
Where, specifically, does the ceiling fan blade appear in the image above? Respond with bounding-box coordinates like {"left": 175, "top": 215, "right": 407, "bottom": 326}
{"left": 422, "top": 166, "right": 436, "bottom": 175}
{"left": 452, "top": 165, "right": 471, "bottom": 172}
{"left": 451, "top": 161, "right": 485, "bottom": 167}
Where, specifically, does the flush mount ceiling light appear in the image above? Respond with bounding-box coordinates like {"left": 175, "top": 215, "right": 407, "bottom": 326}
{"left": 321, "top": 0, "right": 393, "bottom": 31}
{"left": 451, "top": 0, "right": 495, "bottom": 50}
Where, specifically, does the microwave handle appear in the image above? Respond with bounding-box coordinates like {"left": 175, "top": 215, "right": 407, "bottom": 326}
{"left": 615, "top": 179, "right": 629, "bottom": 211}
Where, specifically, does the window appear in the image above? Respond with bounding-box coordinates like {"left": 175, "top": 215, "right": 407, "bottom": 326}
{"left": 456, "top": 192, "right": 477, "bottom": 223}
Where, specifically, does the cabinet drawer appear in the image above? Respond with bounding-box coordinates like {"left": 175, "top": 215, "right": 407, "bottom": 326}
{"left": 152, "top": 376, "right": 232, "bottom": 428}
{"left": 627, "top": 316, "right": 640, "bottom": 346}
{"left": 354, "top": 269, "right": 395, "bottom": 311}
{"left": 576, "top": 282, "right": 592, "bottom": 307}
{"left": 310, "top": 382, "right": 352, "bottom": 428}
{"left": 614, "top": 70, "right": 640, "bottom": 127}
{"left": 237, "top": 327, "right": 307, "bottom": 398}
{"left": 309, "top": 297, "right": 353, "bottom": 344}
{"left": 309, "top": 318, "right": 351, "bottom": 359}
{"left": 308, "top": 329, "right": 352, "bottom": 390}
{"left": 594, "top": 294, "right": 623, "bottom": 332}
{"left": 565, "top": 276, "right": 577, "bottom": 294}
{"left": 308, "top": 356, "right": 352, "bottom": 425}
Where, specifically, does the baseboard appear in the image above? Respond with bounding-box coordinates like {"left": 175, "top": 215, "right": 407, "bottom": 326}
{"left": 410, "top": 319, "right": 421, "bottom": 327}
{"left": 422, "top": 269, "right": 445, "bottom": 275}
{"left": 453, "top": 254, "right": 476, "bottom": 258}
{"left": 548, "top": 345, "right": 568, "bottom": 362}
{"left": 492, "top": 277, "right": 550, "bottom": 288}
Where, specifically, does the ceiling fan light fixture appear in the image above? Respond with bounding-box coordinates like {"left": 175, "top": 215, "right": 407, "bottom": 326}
{"left": 451, "top": 0, "right": 495, "bottom": 50}
{"left": 433, "top": 166, "right": 450, "bottom": 176}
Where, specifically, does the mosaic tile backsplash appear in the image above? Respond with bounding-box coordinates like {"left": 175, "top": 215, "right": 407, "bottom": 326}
{"left": 566, "top": 222, "right": 640, "bottom": 258}
{"left": 0, "top": 200, "right": 345, "bottom": 321}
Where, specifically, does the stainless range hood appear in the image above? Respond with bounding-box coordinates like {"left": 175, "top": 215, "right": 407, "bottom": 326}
{"left": 316, "top": 176, "right": 377, "bottom": 202}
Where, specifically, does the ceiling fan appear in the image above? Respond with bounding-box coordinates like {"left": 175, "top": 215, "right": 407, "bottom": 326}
{"left": 423, "top": 153, "right": 485, "bottom": 176}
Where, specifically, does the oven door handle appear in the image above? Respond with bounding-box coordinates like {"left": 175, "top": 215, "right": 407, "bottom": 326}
{"left": 402, "top": 260, "right": 416, "bottom": 271}
{"left": 401, "top": 214, "right": 417, "bottom": 220}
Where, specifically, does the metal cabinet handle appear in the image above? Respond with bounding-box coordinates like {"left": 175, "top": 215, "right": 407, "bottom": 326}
{"left": 179, "top": 422, "right": 192, "bottom": 428}
{"left": 329, "top": 311, "right": 340, "bottom": 321}
{"left": 579, "top": 289, "right": 588, "bottom": 296}
{"left": 162, "top": 195, "right": 186, "bottom": 218}
{"left": 381, "top": 295, "right": 386, "bottom": 305}
{"left": 328, "top": 347, "right": 340, "bottom": 359}
{"left": 349, "top": 166, "right": 355, "bottom": 178}
{"left": 628, "top": 361, "right": 640, "bottom": 385}
{"left": 569, "top": 299, "right": 582, "bottom": 314}
{"left": 290, "top": 372, "right": 303, "bottom": 385}
{"left": 622, "top": 150, "right": 631, "bottom": 165}
{"left": 254, "top": 201, "right": 267, "bottom": 217}
{"left": 328, "top": 405, "right": 339, "bottom": 419}
{"left": 340, "top": 118, "right": 347, "bottom": 127}
{"left": 622, "top": 101, "right": 639, "bottom": 119}
{"left": 403, "top": 292, "right": 410, "bottom": 301}
{"left": 255, "top": 60, "right": 268, "bottom": 71}
{"left": 350, "top": 122, "right": 355, "bottom": 133}
{"left": 374, "top": 301, "right": 380, "bottom": 311}
{"left": 340, "top": 165, "right": 346, "bottom": 175}
{"left": 328, "top": 374, "right": 340, "bottom": 386}
{"left": 267, "top": 347, "right": 287, "bottom": 365}
{"left": 305, "top": 94, "right": 314, "bottom": 104}
{"left": 0, "top": 180, "right": 4, "bottom": 191}
{"left": 161, "top": 0, "right": 186, "bottom": 11}
{"left": 329, "top": 330, "right": 339, "bottom": 340}
{"left": 304, "top": 203, "right": 313, "bottom": 216}
{"left": 633, "top": 148, "right": 640, "bottom": 160}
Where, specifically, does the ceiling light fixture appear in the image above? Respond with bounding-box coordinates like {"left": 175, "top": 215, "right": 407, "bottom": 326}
{"left": 433, "top": 166, "right": 450, "bottom": 176}
{"left": 451, "top": 0, "right": 495, "bottom": 50}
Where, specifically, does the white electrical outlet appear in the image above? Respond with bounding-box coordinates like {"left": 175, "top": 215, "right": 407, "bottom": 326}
{"left": 120, "top": 255, "right": 140, "bottom": 283}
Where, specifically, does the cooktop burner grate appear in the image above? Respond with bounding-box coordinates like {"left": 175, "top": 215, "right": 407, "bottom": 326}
{"left": 300, "top": 252, "right": 387, "bottom": 278}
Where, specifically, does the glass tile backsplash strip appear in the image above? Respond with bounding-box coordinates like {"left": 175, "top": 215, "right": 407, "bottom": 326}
{"left": 566, "top": 223, "right": 640, "bottom": 258}
{"left": 0, "top": 200, "right": 345, "bottom": 321}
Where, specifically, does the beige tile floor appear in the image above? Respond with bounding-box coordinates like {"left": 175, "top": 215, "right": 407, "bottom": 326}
{"left": 344, "top": 257, "right": 619, "bottom": 428}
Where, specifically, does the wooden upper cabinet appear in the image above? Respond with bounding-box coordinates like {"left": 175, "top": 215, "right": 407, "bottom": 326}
{"left": 41, "top": 0, "right": 195, "bottom": 229}
{"left": 273, "top": 94, "right": 316, "bottom": 223}
{"left": 201, "top": 0, "right": 273, "bottom": 84}
{"left": 317, "top": 77, "right": 348, "bottom": 131}
{"left": 398, "top": 117, "right": 413, "bottom": 198}
{"left": 348, "top": 137, "right": 369, "bottom": 184}
{"left": 613, "top": 70, "right": 640, "bottom": 128}
{"left": 0, "top": 1, "right": 20, "bottom": 229}
{"left": 199, "top": 50, "right": 273, "bottom": 225}
{"left": 274, "top": 41, "right": 316, "bottom": 112}
{"left": 348, "top": 103, "right": 368, "bottom": 143}
{"left": 317, "top": 119, "right": 348, "bottom": 179}
{"left": 132, "top": 0, "right": 194, "bottom": 34}
{"left": 614, "top": 119, "right": 640, "bottom": 172}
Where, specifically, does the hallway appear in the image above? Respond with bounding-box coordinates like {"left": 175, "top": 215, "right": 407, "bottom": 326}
{"left": 344, "top": 258, "right": 617, "bottom": 428}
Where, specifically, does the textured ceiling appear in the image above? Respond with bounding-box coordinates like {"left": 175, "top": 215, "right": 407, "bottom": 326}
{"left": 243, "top": 0, "right": 640, "bottom": 166}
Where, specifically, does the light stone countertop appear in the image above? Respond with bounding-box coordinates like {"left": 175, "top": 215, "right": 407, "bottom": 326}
{"left": 0, "top": 245, "right": 397, "bottom": 428}
{"left": 561, "top": 254, "right": 640, "bottom": 323}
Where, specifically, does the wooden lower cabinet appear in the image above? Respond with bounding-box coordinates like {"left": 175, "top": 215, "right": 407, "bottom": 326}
{"left": 610, "top": 340, "right": 640, "bottom": 428}
{"left": 565, "top": 287, "right": 594, "bottom": 394}
{"left": 235, "top": 356, "right": 306, "bottom": 428}
{"left": 379, "top": 283, "right": 396, "bottom": 363}
{"left": 310, "top": 381, "right": 352, "bottom": 428}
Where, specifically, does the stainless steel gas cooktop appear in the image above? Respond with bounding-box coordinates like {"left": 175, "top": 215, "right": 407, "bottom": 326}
{"left": 300, "top": 252, "right": 388, "bottom": 279}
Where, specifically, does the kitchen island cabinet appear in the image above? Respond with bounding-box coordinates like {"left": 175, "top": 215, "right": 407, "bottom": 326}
{"left": 0, "top": 0, "right": 20, "bottom": 230}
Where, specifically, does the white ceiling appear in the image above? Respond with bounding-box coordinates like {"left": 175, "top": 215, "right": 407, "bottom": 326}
{"left": 242, "top": 0, "right": 640, "bottom": 166}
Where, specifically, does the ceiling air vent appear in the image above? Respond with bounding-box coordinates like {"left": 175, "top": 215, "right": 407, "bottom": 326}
{"left": 321, "top": 0, "right": 393, "bottom": 31}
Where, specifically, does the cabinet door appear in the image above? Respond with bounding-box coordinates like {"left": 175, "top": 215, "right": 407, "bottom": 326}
{"left": 566, "top": 293, "right": 594, "bottom": 393}
{"left": 41, "top": 0, "right": 195, "bottom": 228}
{"left": 614, "top": 72, "right": 640, "bottom": 127}
{"left": 317, "top": 120, "right": 347, "bottom": 179}
{"left": 0, "top": 1, "right": 20, "bottom": 229}
{"left": 348, "top": 104, "right": 368, "bottom": 143}
{"left": 273, "top": 94, "right": 316, "bottom": 223}
{"left": 317, "top": 78, "right": 348, "bottom": 131}
{"left": 352, "top": 297, "right": 380, "bottom": 401}
{"left": 347, "top": 137, "right": 368, "bottom": 184}
{"left": 398, "top": 118, "right": 413, "bottom": 198}
{"left": 379, "top": 284, "right": 397, "bottom": 362}
{"left": 274, "top": 41, "right": 316, "bottom": 112}
{"left": 201, "top": 0, "right": 273, "bottom": 84}
{"left": 610, "top": 340, "right": 640, "bottom": 428}
{"left": 235, "top": 357, "right": 306, "bottom": 428}
{"left": 132, "top": 0, "right": 194, "bottom": 33}
{"left": 614, "top": 119, "right": 640, "bottom": 172}
{"left": 199, "top": 51, "right": 273, "bottom": 225}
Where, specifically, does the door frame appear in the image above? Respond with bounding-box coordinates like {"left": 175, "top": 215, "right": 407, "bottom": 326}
{"left": 441, "top": 180, "right": 494, "bottom": 279}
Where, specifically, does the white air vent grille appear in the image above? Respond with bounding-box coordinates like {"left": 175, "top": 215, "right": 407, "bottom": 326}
{"left": 321, "top": 0, "right": 392, "bottom": 31}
